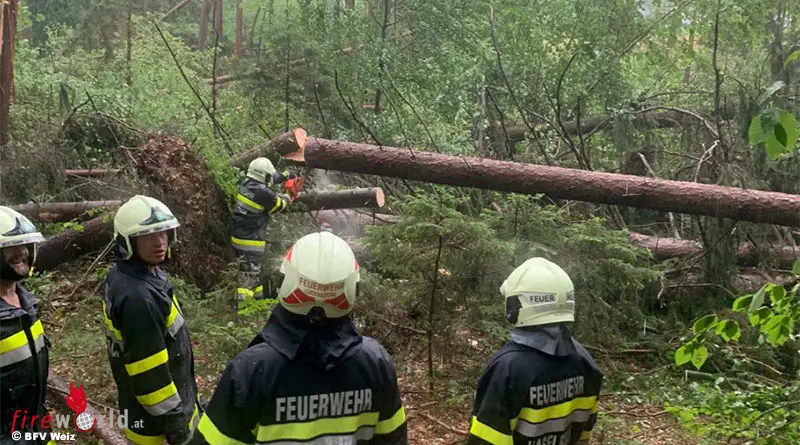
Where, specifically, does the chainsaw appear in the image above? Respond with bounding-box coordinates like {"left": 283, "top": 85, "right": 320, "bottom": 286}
{"left": 282, "top": 174, "right": 304, "bottom": 203}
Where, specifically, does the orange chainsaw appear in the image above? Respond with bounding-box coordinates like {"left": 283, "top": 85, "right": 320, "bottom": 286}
{"left": 282, "top": 174, "right": 304, "bottom": 202}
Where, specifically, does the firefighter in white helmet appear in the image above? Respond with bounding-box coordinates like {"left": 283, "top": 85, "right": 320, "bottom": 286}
{"left": 466, "top": 258, "right": 603, "bottom": 445}
{"left": 230, "top": 157, "right": 292, "bottom": 303}
{"left": 101, "top": 195, "right": 201, "bottom": 445}
{"left": 0, "top": 207, "right": 55, "bottom": 445}
{"left": 192, "top": 231, "right": 408, "bottom": 445}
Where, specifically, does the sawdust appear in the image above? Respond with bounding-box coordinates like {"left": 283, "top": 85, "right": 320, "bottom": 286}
{"left": 126, "top": 134, "right": 233, "bottom": 290}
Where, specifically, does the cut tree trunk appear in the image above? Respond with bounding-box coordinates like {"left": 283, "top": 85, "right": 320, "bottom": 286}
{"left": 267, "top": 128, "right": 800, "bottom": 227}
{"left": 297, "top": 210, "right": 398, "bottom": 235}
{"left": 291, "top": 188, "right": 384, "bottom": 212}
{"left": 65, "top": 168, "right": 121, "bottom": 177}
{"left": 35, "top": 217, "right": 114, "bottom": 271}
{"left": 629, "top": 232, "right": 798, "bottom": 267}
{"left": 47, "top": 373, "right": 126, "bottom": 445}
{"left": 229, "top": 128, "right": 307, "bottom": 168}
{"left": 12, "top": 200, "right": 121, "bottom": 222}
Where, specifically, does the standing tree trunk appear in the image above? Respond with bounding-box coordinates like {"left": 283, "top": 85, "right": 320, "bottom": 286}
{"left": 0, "top": 0, "right": 18, "bottom": 156}
{"left": 199, "top": 0, "right": 210, "bottom": 48}
{"left": 373, "top": 0, "right": 390, "bottom": 113}
{"left": 235, "top": 0, "right": 243, "bottom": 57}
{"left": 214, "top": 0, "right": 223, "bottom": 42}
{"left": 126, "top": 0, "right": 133, "bottom": 86}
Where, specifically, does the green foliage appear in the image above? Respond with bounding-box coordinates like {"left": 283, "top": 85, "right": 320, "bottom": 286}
{"left": 748, "top": 108, "right": 799, "bottom": 159}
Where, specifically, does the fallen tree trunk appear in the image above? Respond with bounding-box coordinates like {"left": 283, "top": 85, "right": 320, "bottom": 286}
{"left": 13, "top": 200, "right": 121, "bottom": 222}
{"left": 229, "top": 128, "right": 307, "bottom": 169}
{"left": 665, "top": 269, "right": 798, "bottom": 295}
{"left": 268, "top": 128, "right": 800, "bottom": 227}
{"left": 629, "top": 232, "right": 799, "bottom": 267}
{"left": 290, "top": 188, "right": 385, "bottom": 212}
{"left": 36, "top": 217, "right": 114, "bottom": 271}
{"left": 47, "top": 373, "right": 126, "bottom": 445}
{"left": 64, "top": 168, "right": 121, "bottom": 177}
{"left": 298, "top": 209, "right": 399, "bottom": 235}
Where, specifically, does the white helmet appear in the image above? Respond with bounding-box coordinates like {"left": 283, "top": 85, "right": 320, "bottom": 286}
{"left": 277, "top": 231, "right": 360, "bottom": 318}
{"left": 247, "top": 157, "right": 277, "bottom": 184}
{"left": 500, "top": 257, "right": 575, "bottom": 328}
{"left": 114, "top": 195, "right": 181, "bottom": 261}
{"left": 0, "top": 206, "right": 45, "bottom": 279}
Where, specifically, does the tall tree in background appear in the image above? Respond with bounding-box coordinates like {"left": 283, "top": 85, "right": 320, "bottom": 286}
{"left": 199, "top": 0, "right": 209, "bottom": 48}
{"left": 0, "top": 0, "right": 18, "bottom": 158}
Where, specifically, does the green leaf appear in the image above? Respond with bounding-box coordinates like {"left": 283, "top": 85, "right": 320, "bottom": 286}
{"left": 691, "top": 345, "right": 708, "bottom": 369}
{"left": 785, "top": 50, "right": 800, "bottom": 68}
{"left": 715, "top": 320, "right": 741, "bottom": 342}
{"left": 732, "top": 294, "right": 754, "bottom": 312}
{"left": 693, "top": 315, "right": 719, "bottom": 334}
{"left": 793, "top": 258, "right": 800, "bottom": 276}
{"left": 748, "top": 116, "right": 766, "bottom": 145}
{"left": 675, "top": 343, "right": 694, "bottom": 366}
{"left": 749, "top": 284, "right": 770, "bottom": 311}
{"left": 776, "top": 111, "right": 798, "bottom": 150}
{"left": 764, "top": 315, "right": 792, "bottom": 346}
{"left": 749, "top": 307, "right": 772, "bottom": 327}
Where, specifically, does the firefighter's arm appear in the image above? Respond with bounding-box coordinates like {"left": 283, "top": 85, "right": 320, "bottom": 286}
{"left": 578, "top": 376, "right": 603, "bottom": 444}
{"left": 374, "top": 355, "right": 408, "bottom": 445}
{"left": 252, "top": 185, "right": 289, "bottom": 214}
{"left": 466, "top": 360, "right": 515, "bottom": 445}
{"left": 190, "top": 359, "right": 257, "bottom": 445}
{"left": 117, "top": 294, "right": 190, "bottom": 445}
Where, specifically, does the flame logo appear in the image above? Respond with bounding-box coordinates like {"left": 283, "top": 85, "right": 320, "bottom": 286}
{"left": 65, "top": 383, "right": 87, "bottom": 414}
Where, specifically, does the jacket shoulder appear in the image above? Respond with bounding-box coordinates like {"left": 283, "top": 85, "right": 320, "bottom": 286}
{"left": 572, "top": 338, "right": 604, "bottom": 377}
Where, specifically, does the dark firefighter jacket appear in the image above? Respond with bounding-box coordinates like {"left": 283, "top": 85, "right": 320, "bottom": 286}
{"left": 0, "top": 285, "right": 55, "bottom": 445}
{"left": 230, "top": 177, "right": 289, "bottom": 253}
{"left": 102, "top": 259, "right": 200, "bottom": 445}
{"left": 191, "top": 305, "right": 408, "bottom": 445}
{"left": 466, "top": 325, "right": 603, "bottom": 445}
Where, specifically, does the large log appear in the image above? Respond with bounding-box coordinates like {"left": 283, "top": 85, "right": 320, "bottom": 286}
{"left": 47, "top": 373, "right": 126, "bottom": 445}
{"left": 13, "top": 200, "right": 121, "bottom": 222}
{"left": 229, "top": 128, "right": 307, "bottom": 169}
{"left": 299, "top": 209, "right": 399, "bottom": 236}
{"left": 64, "top": 168, "right": 121, "bottom": 177}
{"left": 629, "top": 232, "right": 799, "bottom": 267}
{"left": 268, "top": 128, "right": 800, "bottom": 227}
{"left": 291, "top": 188, "right": 384, "bottom": 212}
{"left": 35, "top": 217, "right": 114, "bottom": 271}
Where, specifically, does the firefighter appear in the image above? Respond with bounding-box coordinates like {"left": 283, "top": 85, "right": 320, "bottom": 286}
{"left": 102, "top": 195, "right": 200, "bottom": 445}
{"left": 191, "top": 231, "right": 408, "bottom": 445}
{"left": 230, "top": 157, "right": 292, "bottom": 302}
{"left": 466, "top": 257, "right": 603, "bottom": 445}
{"left": 0, "top": 207, "right": 55, "bottom": 445}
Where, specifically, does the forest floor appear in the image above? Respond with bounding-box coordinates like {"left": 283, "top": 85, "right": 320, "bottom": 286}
{"left": 32, "top": 259, "right": 711, "bottom": 445}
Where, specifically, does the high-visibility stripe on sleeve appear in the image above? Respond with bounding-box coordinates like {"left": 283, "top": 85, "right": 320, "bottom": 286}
{"left": 0, "top": 319, "right": 44, "bottom": 352}
{"left": 375, "top": 406, "right": 406, "bottom": 435}
{"left": 166, "top": 302, "right": 185, "bottom": 337}
{"left": 0, "top": 320, "right": 46, "bottom": 368}
{"left": 269, "top": 197, "right": 287, "bottom": 213}
{"left": 237, "top": 193, "right": 265, "bottom": 211}
{"left": 231, "top": 236, "right": 266, "bottom": 253}
{"left": 196, "top": 415, "right": 250, "bottom": 445}
{"left": 125, "top": 349, "right": 169, "bottom": 376}
{"left": 136, "top": 382, "right": 181, "bottom": 416}
{"left": 468, "top": 416, "right": 513, "bottom": 445}
{"left": 102, "top": 301, "right": 123, "bottom": 341}
{"left": 124, "top": 404, "right": 200, "bottom": 444}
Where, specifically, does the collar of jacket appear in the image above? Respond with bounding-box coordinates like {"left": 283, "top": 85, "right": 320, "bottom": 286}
{"left": 116, "top": 258, "right": 170, "bottom": 291}
{"left": 510, "top": 324, "right": 577, "bottom": 357}
{"left": 257, "top": 305, "right": 363, "bottom": 370}
{"left": 0, "top": 284, "right": 38, "bottom": 320}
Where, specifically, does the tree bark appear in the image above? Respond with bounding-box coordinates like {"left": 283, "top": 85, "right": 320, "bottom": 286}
{"left": 214, "top": 0, "right": 223, "bottom": 41}
{"left": 35, "top": 217, "right": 114, "bottom": 271}
{"left": 0, "top": 0, "right": 18, "bottom": 155}
{"left": 47, "top": 373, "right": 126, "bottom": 445}
{"left": 290, "top": 188, "right": 385, "bottom": 212}
{"left": 297, "top": 210, "right": 398, "bottom": 236}
{"left": 229, "top": 128, "right": 307, "bottom": 168}
{"left": 160, "top": 0, "right": 192, "bottom": 21}
{"left": 235, "top": 0, "right": 243, "bottom": 57}
{"left": 270, "top": 128, "right": 800, "bottom": 227}
{"left": 12, "top": 200, "right": 121, "bottom": 222}
{"left": 629, "top": 232, "right": 798, "bottom": 268}
{"left": 198, "top": 0, "right": 209, "bottom": 48}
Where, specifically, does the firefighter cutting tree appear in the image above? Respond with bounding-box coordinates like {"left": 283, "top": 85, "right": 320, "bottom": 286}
{"left": 230, "top": 157, "right": 302, "bottom": 305}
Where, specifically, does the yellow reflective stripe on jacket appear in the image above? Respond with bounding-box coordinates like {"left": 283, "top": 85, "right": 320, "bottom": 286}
{"left": 517, "top": 396, "right": 598, "bottom": 424}
{"left": 102, "top": 300, "right": 123, "bottom": 341}
{"left": 196, "top": 415, "right": 250, "bottom": 445}
{"left": 469, "top": 416, "right": 513, "bottom": 445}
{"left": 166, "top": 302, "right": 185, "bottom": 337}
{"left": 231, "top": 236, "right": 266, "bottom": 250}
{"left": 236, "top": 193, "right": 265, "bottom": 211}
{"left": 269, "top": 197, "right": 286, "bottom": 213}
{"left": 255, "top": 411, "right": 380, "bottom": 442}
{"left": 375, "top": 406, "right": 406, "bottom": 435}
{"left": 124, "top": 404, "right": 199, "bottom": 445}
{"left": 136, "top": 382, "right": 181, "bottom": 416}
{"left": 0, "top": 320, "right": 45, "bottom": 368}
{"left": 125, "top": 349, "right": 169, "bottom": 376}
